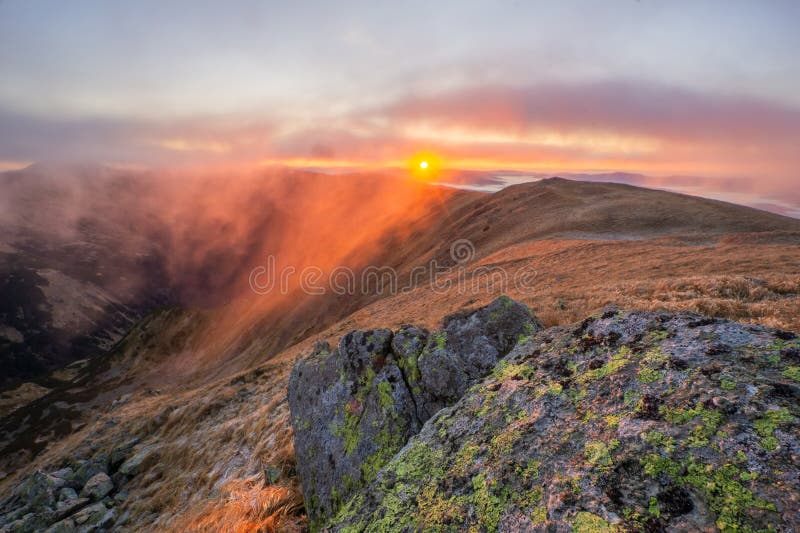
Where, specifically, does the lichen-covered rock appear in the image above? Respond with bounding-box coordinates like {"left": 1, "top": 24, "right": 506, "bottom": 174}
{"left": 98, "top": 507, "right": 117, "bottom": 529}
{"left": 289, "top": 297, "right": 540, "bottom": 529}
{"left": 328, "top": 309, "right": 800, "bottom": 532}
{"left": 109, "top": 438, "right": 140, "bottom": 470}
{"left": 57, "top": 487, "right": 78, "bottom": 503}
{"left": 50, "top": 468, "right": 74, "bottom": 484}
{"left": 289, "top": 330, "right": 423, "bottom": 530}
{"left": 417, "top": 295, "right": 540, "bottom": 418}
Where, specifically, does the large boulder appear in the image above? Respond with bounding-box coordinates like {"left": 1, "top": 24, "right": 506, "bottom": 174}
{"left": 288, "top": 330, "right": 423, "bottom": 530}
{"left": 328, "top": 309, "right": 800, "bottom": 532}
{"left": 289, "top": 297, "right": 541, "bottom": 529}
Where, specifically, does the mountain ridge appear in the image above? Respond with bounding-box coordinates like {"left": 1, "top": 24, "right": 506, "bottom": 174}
{"left": 1, "top": 170, "right": 799, "bottom": 531}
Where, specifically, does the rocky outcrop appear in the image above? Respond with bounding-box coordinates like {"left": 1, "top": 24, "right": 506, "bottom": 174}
{"left": 288, "top": 297, "right": 540, "bottom": 528}
{"left": 0, "top": 440, "right": 159, "bottom": 532}
{"left": 325, "top": 308, "right": 800, "bottom": 532}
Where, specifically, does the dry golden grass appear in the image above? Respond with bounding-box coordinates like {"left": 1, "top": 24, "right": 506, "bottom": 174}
{"left": 0, "top": 355, "right": 306, "bottom": 532}
{"left": 305, "top": 234, "right": 800, "bottom": 343}
{"left": 172, "top": 478, "right": 304, "bottom": 533}
{"left": 112, "top": 365, "right": 304, "bottom": 532}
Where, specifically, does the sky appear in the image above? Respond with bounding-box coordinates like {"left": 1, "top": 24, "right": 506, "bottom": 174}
{"left": 1, "top": 0, "right": 799, "bottom": 193}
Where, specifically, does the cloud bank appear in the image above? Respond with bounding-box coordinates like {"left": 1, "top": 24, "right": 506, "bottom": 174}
{"left": 3, "top": 79, "right": 798, "bottom": 183}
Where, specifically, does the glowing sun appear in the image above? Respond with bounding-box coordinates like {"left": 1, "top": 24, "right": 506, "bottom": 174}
{"left": 409, "top": 152, "right": 441, "bottom": 182}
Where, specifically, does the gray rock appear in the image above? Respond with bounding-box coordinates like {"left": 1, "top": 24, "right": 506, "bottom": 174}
{"left": 112, "top": 490, "right": 127, "bottom": 504}
{"left": 288, "top": 297, "right": 540, "bottom": 529}
{"left": 79, "top": 472, "right": 113, "bottom": 501}
{"left": 114, "top": 510, "right": 130, "bottom": 528}
{"left": 118, "top": 445, "right": 157, "bottom": 476}
{"left": 3, "top": 513, "right": 37, "bottom": 533}
{"left": 54, "top": 497, "right": 89, "bottom": 521}
{"left": 418, "top": 295, "right": 540, "bottom": 418}
{"left": 44, "top": 517, "right": 76, "bottom": 533}
{"left": 289, "top": 329, "right": 421, "bottom": 529}
{"left": 97, "top": 508, "right": 116, "bottom": 529}
{"left": 57, "top": 487, "right": 78, "bottom": 502}
{"left": 50, "top": 468, "right": 74, "bottom": 483}
{"left": 109, "top": 438, "right": 139, "bottom": 469}
{"left": 72, "top": 456, "right": 108, "bottom": 487}
{"left": 0, "top": 505, "right": 31, "bottom": 527}
{"left": 12, "top": 471, "right": 59, "bottom": 511}
{"left": 70, "top": 502, "right": 106, "bottom": 527}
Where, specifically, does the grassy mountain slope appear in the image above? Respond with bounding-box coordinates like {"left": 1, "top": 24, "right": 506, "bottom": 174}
{"left": 0, "top": 177, "right": 799, "bottom": 531}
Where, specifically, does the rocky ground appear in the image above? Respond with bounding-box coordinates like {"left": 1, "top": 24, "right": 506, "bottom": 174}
{"left": 0, "top": 437, "right": 157, "bottom": 532}
{"left": 291, "top": 299, "right": 800, "bottom": 532}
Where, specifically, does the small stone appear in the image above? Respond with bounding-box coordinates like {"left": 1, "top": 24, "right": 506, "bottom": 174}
{"left": 71, "top": 502, "right": 107, "bottom": 526}
{"left": 119, "top": 445, "right": 157, "bottom": 476}
{"left": 98, "top": 508, "right": 117, "bottom": 529}
{"left": 51, "top": 467, "right": 75, "bottom": 481}
{"left": 73, "top": 455, "right": 109, "bottom": 486}
{"left": 44, "top": 517, "right": 76, "bottom": 533}
{"left": 58, "top": 487, "right": 78, "bottom": 502}
{"left": 80, "top": 472, "right": 114, "bottom": 500}
{"left": 54, "top": 497, "right": 89, "bottom": 520}
{"left": 13, "top": 471, "right": 59, "bottom": 511}
{"left": 110, "top": 438, "right": 140, "bottom": 468}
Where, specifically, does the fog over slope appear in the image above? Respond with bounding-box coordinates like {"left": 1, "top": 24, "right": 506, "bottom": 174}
{"left": 0, "top": 164, "right": 455, "bottom": 387}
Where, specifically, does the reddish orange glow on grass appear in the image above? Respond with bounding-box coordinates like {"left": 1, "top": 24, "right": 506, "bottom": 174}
{"left": 175, "top": 479, "right": 305, "bottom": 533}
{"left": 140, "top": 164, "right": 459, "bottom": 381}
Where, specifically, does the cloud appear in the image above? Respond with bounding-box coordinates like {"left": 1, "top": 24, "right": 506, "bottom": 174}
{"left": 367, "top": 80, "right": 800, "bottom": 176}
{"left": 383, "top": 81, "right": 800, "bottom": 141}
{"left": 2, "top": 79, "right": 799, "bottom": 182}
{"left": 0, "top": 108, "right": 278, "bottom": 167}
